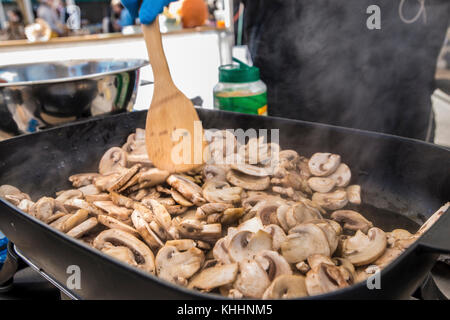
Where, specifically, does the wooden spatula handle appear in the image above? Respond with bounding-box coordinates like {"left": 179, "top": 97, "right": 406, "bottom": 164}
{"left": 142, "top": 18, "right": 173, "bottom": 87}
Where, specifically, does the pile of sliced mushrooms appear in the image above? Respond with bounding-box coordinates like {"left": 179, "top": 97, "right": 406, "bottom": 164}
{"left": 1, "top": 128, "right": 448, "bottom": 299}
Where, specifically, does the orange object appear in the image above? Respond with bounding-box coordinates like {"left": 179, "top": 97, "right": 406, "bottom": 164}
{"left": 216, "top": 20, "right": 225, "bottom": 29}
{"left": 180, "top": 0, "right": 208, "bottom": 28}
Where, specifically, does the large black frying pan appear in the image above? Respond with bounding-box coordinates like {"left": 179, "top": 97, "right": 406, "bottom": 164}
{"left": 0, "top": 109, "right": 448, "bottom": 299}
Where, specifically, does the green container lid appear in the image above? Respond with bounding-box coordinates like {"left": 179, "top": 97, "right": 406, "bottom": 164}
{"left": 219, "top": 58, "right": 260, "bottom": 83}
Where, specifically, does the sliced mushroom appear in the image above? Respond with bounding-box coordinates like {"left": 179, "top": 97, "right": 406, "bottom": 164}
{"left": 69, "top": 173, "right": 100, "bottom": 188}
{"left": 98, "top": 214, "right": 139, "bottom": 237}
{"left": 91, "top": 200, "right": 131, "bottom": 220}
{"left": 309, "top": 219, "right": 340, "bottom": 254}
{"left": 305, "top": 262, "right": 352, "bottom": 295}
{"left": 202, "top": 180, "right": 242, "bottom": 204}
{"left": 155, "top": 245, "right": 204, "bottom": 285}
{"left": 221, "top": 208, "right": 244, "bottom": 225}
{"left": 255, "top": 250, "right": 292, "bottom": 281}
{"left": 165, "top": 239, "right": 197, "bottom": 251}
{"left": 263, "top": 224, "right": 287, "bottom": 250}
{"left": 138, "top": 168, "right": 170, "bottom": 186}
{"left": 308, "top": 153, "right": 341, "bottom": 177}
{"left": 131, "top": 209, "right": 164, "bottom": 250}
{"left": 66, "top": 217, "right": 98, "bottom": 239}
{"left": 372, "top": 247, "right": 403, "bottom": 269}
{"left": 346, "top": 185, "right": 361, "bottom": 204}
{"left": 49, "top": 214, "right": 72, "bottom": 230}
{"left": 93, "top": 228, "right": 155, "bottom": 274}
{"left": 312, "top": 189, "right": 348, "bottom": 210}
{"left": 145, "top": 199, "right": 176, "bottom": 239}
{"left": 281, "top": 223, "right": 331, "bottom": 263}
{"left": 17, "top": 199, "right": 35, "bottom": 213}
{"left": 108, "top": 164, "right": 141, "bottom": 192}
{"left": 307, "top": 177, "right": 336, "bottom": 193}
{"left": 331, "top": 210, "right": 373, "bottom": 234}
{"left": 33, "top": 197, "right": 55, "bottom": 221}
{"left": 342, "top": 228, "right": 387, "bottom": 266}
{"left": 188, "top": 263, "right": 239, "bottom": 291}
{"left": 230, "top": 163, "right": 271, "bottom": 177}
{"left": 226, "top": 169, "right": 270, "bottom": 191}
{"left": 262, "top": 274, "right": 308, "bottom": 299}
{"left": 234, "top": 260, "right": 271, "bottom": 298}
{"left": 99, "top": 147, "right": 127, "bottom": 175}
{"left": 295, "top": 261, "right": 311, "bottom": 274}
{"left": 328, "top": 163, "right": 351, "bottom": 187}
{"left": 307, "top": 254, "right": 335, "bottom": 269}
{"left": 62, "top": 209, "right": 89, "bottom": 233}
{"left": 55, "top": 189, "right": 83, "bottom": 202}
{"left": 285, "top": 201, "right": 323, "bottom": 230}
{"left": 228, "top": 230, "right": 272, "bottom": 263}
{"left": 64, "top": 198, "right": 104, "bottom": 216}
{"left": 167, "top": 175, "right": 205, "bottom": 206}
{"left": 101, "top": 244, "right": 137, "bottom": 266}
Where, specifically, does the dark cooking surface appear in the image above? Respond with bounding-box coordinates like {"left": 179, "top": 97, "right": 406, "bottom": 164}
{"left": 0, "top": 109, "right": 448, "bottom": 299}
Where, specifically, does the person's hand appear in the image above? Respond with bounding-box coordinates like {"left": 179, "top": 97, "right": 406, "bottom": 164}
{"left": 121, "top": 0, "right": 176, "bottom": 25}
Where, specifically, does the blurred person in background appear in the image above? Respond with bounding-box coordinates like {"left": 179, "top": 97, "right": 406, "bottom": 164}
{"left": 6, "top": 9, "right": 26, "bottom": 40}
{"left": 37, "top": 0, "right": 65, "bottom": 36}
{"left": 111, "top": 0, "right": 134, "bottom": 32}
{"left": 122, "top": 0, "right": 449, "bottom": 141}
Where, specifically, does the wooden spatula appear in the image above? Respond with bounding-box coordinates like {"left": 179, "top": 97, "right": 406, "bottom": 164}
{"left": 142, "top": 18, "right": 204, "bottom": 173}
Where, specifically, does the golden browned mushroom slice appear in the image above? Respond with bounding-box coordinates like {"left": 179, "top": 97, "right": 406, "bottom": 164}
{"left": 99, "top": 147, "right": 127, "bottom": 175}
{"left": 170, "top": 189, "right": 193, "bottom": 207}
{"left": 342, "top": 228, "right": 387, "bottom": 266}
{"left": 312, "top": 189, "right": 348, "bottom": 210}
{"left": 167, "top": 175, "right": 206, "bottom": 206}
{"left": 175, "top": 219, "right": 222, "bottom": 241}
{"left": 262, "top": 274, "right": 308, "bottom": 299}
{"left": 93, "top": 228, "right": 155, "bottom": 274}
{"left": 346, "top": 185, "right": 361, "bottom": 204}
{"left": 108, "top": 164, "right": 141, "bottom": 192}
{"left": 165, "top": 239, "right": 197, "bottom": 251}
{"left": 308, "top": 153, "right": 341, "bottom": 177}
{"left": 228, "top": 230, "right": 273, "bottom": 263}
{"left": 305, "top": 262, "right": 352, "bottom": 295}
{"left": 221, "top": 208, "right": 244, "bottom": 225}
{"left": 55, "top": 189, "right": 83, "bottom": 202}
{"left": 263, "top": 224, "right": 287, "bottom": 251}
{"left": 17, "top": 199, "right": 35, "bottom": 214}
{"left": 155, "top": 245, "right": 205, "bottom": 286}
{"left": 69, "top": 173, "right": 100, "bottom": 188}
{"left": 327, "top": 163, "right": 351, "bottom": 187}
{"left": 130, "top": 209, "right": 164, "bottom": 250}
{"left": 255, "top": 250, "right": 292, "bottom": 281}
{"left": 138, "top": 168, "right": 170, "bottom": 186}
{"left": 331, "top": 210, "right": 373, "bottom": 234}
{"left": 234, "top": 260, "right": 271, "bottom": 298}
{"left": 85, "top": 193, "right": 110, "bottom": 202}
{"left": 196, "top": 203, "right": 233, "bottom": 220}
{"left": 67, "top": 217, "right": 98, "bottom": 239}
{"left": 32, "top": 197, "right": 56, "bottom": 221}
{"left": 145, "top": 199, "right": 177, "bottom": 239}
{"left": 307, "top": 177, "right": 336, "bottom": 193}
{"left": 92, "top": 201, "right": 132, "bottom": 220}
{"left": 202, "top": 180, "right": 242, "bottom": 204}
{"left": 101, "top": 244, "right": 137, "bottom": 267}
{"left": 386, "top": 229, "right": 413, "bottom": 247}
{"left": 281, "top": 223, "right": 331, "bottom": 263}
{"left": 78, "top": 184, "right": 101, "bottom": 196}
{"left": 188, "top": 263, "right": 239, "bottom": 291}
{"left": 226, "top": 169, "right": 270, "bottom": 191}
{"left": 98, "top": 214, "right": 140, "bottom": 237}
{"left": 49, "top": 214, "right": 72, "bottom": 230}
{"left": 94, "top": 173, "right": 121, "bottom": 191}
{"left": 64, "top": 198, "right": 105, "bottom": 216}
{"left": 110, "top": 191, "right": 135, "bottom": 209}
{"left": 62, "top": 209, "right": 89, "bottom": 232}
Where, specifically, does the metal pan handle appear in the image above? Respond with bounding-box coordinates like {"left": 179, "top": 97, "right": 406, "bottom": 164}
{"left": 416, "top": 208, "right": 450, "bottom": 254}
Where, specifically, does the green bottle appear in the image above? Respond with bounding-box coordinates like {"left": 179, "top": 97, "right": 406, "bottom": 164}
{"left": 214, "top": 58, "right": 267, "bottom": 115}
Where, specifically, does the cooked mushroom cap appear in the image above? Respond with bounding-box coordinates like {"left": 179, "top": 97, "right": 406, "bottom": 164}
{"left": 98, "top": 214, "right": 140, "bottom": 237}
{"left": 309, "top": 219, "right": 340, "bottom": 255}
{"left": 101, "top": 245, "right": 137, "bottom": 266}
{"left": 188, "top": 263, "right": 239, "bottom": 291}
{"left": 226, "top": 170, "right": 270, "bottom": 191}
{"left": 342, "top": 228, "right": 387, "bottom": 266}
{"left": 138, "top": 168, "right": 170, "bottom": 187}
{"left": 346, "top": 185, "right": 361, "bottom": 204}
{"left": 155, "top": 245, "right": 204, "bottom": 285}
{"left": 230, "top": 163, "right": 271, "bottom": 177}
{"left": 262, "top": 274, "right": 308, "bottom": 299}
{"left": 255, "top": 250, "right": 292, "bottom": 281}
{"left": 308, "top": 153, "right": 341, "bottom": 177}
{"left": 327, "top": 163, "right": 351, "bottom": 187}
{"left": 33, "top": 197, "right": 55, "bottom": 221}
{"left": 167, "top": 175, "right": 205, "bottom": 206}
{"left": 331, "top": 210, "right": 373, "bottom": 233}
{"left": 234, "top": 260, "right": 271, "bottom": 298}
{"left": 93, "top": 228, "right": 155, "bottom": 274}
{"left": 305, "top": 263, "right": 352, "bottom": 295}
{"left": 228, "top": 230, "right": 272, "bottom": 263}
{"left": 66, "top": 217, "right": 98, "bottom": 238}
{"left": 281, "top": 223, "right": 331, "bottom": 263}
{"left": 202, "top": 180, "right": 242, "bottom": 204}
{"left": 307, "top": 177, "right": 336, "bottom": 193}
{"left": 284, "top": 201, "right": 323, "bottom": 229}
{"left": 312, "top": 189, "right": 348, "bottom": 211}
{"left": 99, "top": 147, "right": 127, "bottom": 175}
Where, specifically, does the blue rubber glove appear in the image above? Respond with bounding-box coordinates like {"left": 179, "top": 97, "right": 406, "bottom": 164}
{"left": 121, "top": 0, "right": 176, "bottom": 25}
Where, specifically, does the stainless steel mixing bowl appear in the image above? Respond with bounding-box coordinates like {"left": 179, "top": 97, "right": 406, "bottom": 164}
{"left": 0, "top": 59, "right": 148, "bottom": 137}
